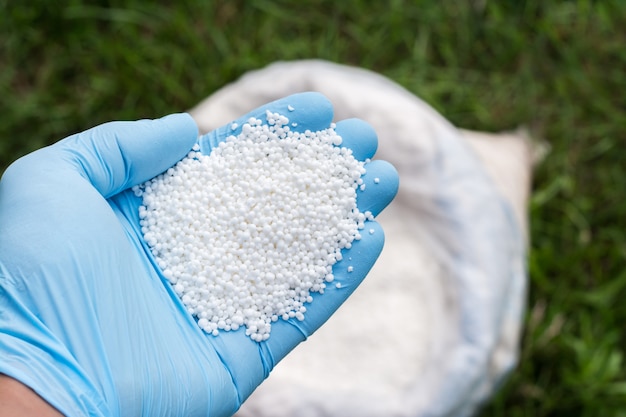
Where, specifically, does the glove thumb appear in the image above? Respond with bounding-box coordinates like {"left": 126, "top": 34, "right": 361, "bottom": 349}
{"left": 56, "top": 113, "right": 198, "bottom": 198}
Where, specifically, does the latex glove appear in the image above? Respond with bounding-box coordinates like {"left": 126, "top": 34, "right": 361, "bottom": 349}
{"left": 0, "top": 92, "right": 398, "bottom": 417}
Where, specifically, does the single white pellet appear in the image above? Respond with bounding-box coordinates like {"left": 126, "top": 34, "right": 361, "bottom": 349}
{"left": 374, "top": 177, "right": 380, "bottom": 184}
{"left": 137, "top": 110, "right": 368, "bottom": 342}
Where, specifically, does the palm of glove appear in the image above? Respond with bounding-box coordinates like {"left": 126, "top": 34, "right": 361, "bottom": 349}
{"left": 0, "top": 93, "right": 397, "bottom": 417}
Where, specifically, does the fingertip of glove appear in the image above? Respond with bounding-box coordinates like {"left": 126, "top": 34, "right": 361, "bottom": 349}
{"left": 334, "top": 118, "right": 378, "bottom": 161}
{"left": 157, "top": 113, "right": 200, "bottom": 143}
{"left": 276, "top": 92, "right": 334, "bottom": 131}
{"left": 122, "top": 113, "right": 200, "bottom": 184}
{"left": 119, "top": 113, "right": 199, "bottom": 163}
{"left": 344, "top": 221, "right": 385, "bottom": 274}
{"left": 357, "top": 160, "right": 399, "bottom": 217}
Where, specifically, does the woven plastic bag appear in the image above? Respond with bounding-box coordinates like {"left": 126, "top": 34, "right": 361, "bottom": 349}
{"left": 189, "top": 60, "right": 531, "bottom": 417}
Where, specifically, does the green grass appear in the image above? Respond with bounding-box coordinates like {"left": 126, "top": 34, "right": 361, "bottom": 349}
{"left": 1, "top": 1, "right": 625, "bottom": 415}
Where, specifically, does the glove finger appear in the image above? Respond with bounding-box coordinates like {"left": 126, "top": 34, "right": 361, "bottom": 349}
{"left": 56, "top": 113, "right": 198, "bottom": 198}
{"left": 333, "top": 118, "right": 378, "bottom": 161}
{"left": 197, "top": 92, "right": 333, "bottom": 153}
{"left": 356, "top": 159, "right": 400, "bottom": 217}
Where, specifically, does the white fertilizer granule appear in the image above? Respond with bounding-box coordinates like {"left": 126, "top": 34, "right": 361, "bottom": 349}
{"left": 133, "top": 111, "right": 371, "bottom": 342}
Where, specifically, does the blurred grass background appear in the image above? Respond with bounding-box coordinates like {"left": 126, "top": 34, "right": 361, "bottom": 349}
{"left": 1, "top": 0, "right": 625, "bottom": 416}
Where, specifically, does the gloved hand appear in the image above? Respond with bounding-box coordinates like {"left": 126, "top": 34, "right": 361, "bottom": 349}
{"left": 0, "top": 92, "right": 398, "bottom": 417}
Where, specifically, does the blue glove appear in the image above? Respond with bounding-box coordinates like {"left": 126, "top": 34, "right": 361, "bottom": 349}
{"left": 0, "top": 92, "right": 398, "bottom": 417}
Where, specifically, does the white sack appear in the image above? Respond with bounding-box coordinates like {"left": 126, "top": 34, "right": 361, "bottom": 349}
{"left": 189, "top": 60, "right": 531, "bottom": 417}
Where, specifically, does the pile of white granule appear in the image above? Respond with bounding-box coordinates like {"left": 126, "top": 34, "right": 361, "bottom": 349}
{"left": 133, "top": 110, "right": 373, "bottom": 342}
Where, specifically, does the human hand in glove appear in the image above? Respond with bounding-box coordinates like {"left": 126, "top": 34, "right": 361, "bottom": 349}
{"left": 0, "top": 92, "right": 398, "bottom": 417}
